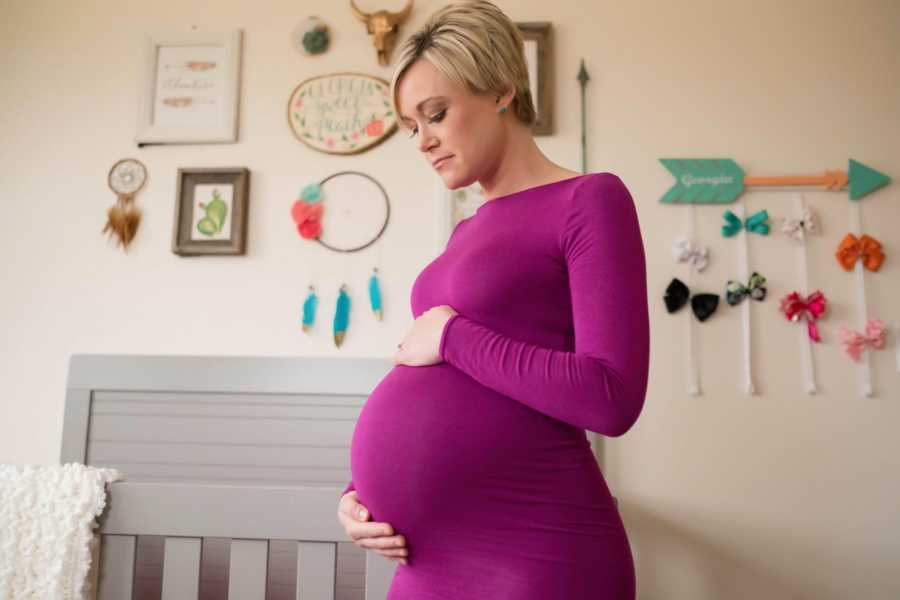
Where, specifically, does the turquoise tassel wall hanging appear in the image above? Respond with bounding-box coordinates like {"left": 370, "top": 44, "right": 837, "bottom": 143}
{"left": 301, "top": 285, "right": 318, "bottom": 332}
{"left": 333, "top": 284, "right": 351, "bottom": 347}
{"left": 369, "top": 267, "right": 383, "bottom": 321}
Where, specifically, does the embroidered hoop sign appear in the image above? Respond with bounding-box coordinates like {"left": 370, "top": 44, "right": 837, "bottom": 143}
{"left": 288, "top": 72, "right": 397, "bottom": 155}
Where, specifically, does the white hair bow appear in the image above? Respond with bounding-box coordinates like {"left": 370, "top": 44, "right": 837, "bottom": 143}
{"left": 672, "top": 236, "right": 709, "bottom": 272}
{"left": 781, "top": 206, "right": 818, "bottom": 242}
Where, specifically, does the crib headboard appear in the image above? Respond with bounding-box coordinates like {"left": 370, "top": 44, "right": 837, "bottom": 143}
{"left": 62, "top": 353, "right": 396, "bottom": 600}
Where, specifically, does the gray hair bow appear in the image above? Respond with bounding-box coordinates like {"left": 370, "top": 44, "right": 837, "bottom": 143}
{"left": 781, "top": 207, "right": 818, "bottom": 242}
{"left": 672, "top": 236, "right": 709, "bottom": 272}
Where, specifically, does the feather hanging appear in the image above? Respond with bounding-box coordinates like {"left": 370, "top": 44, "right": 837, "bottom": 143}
{"left": 101, "top": 195, "right": 141, "bottom": 251}
{"left": 368, "top": 267, "right": 383, "bottom": 321}
{"left": 333, "top": 284, "right": 351, "bottom": 347}
{"left": 301, "top": 285, "right": 318, "bottom": 333}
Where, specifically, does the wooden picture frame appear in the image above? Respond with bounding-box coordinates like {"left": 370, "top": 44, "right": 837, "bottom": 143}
{"left": 136, "top": 28, "right": 243, "bottom": 146}
{"left": 516, "top": 22, "right": 553, "bottom": 136}
{"left": 172, "top": 168, "right": 250, "bottom": 256}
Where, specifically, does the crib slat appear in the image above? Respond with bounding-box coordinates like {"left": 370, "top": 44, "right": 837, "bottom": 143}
{"left": 365, "top": 552, "right": 396, "bottom": 600}
{"left": 296, "top": 541, "right": 336, "bottom": 600}
{"left": 97, "top": 535, "right": 135, "bottom": 600}
{"left": 228, "top": 539, "right": 268, "bottom": 600}
{"left": 161, "top": 537, "right": 201, "bottom": 599}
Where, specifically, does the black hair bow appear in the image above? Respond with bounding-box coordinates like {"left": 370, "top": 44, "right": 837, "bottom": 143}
{"left": 664, "top": 277, "right": 720, "bottom": 322}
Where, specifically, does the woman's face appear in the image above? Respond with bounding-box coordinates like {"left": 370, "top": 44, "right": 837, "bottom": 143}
{"left": 395, "top": 58, "right": 506, "bottom": 189}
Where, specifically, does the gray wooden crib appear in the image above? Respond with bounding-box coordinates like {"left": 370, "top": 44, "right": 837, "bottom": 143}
{"left": 61, "top": 354, "right": 397, "bottom": 600}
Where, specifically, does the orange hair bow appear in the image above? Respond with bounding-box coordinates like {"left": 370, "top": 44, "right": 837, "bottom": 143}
{"left": 835, "top": 233, "right": 884, "bottom": 272}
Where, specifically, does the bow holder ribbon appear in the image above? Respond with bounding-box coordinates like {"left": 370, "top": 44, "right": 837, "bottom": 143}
{"left": 725, "top": 272, "right": 767, "bottom": 306}
{"left": 835, "top": 233, "right": 884, "bottom": 272}
{"left": 722, "top": 209, "right": 770, "bottom": 238}
{"left": 781, "top": 206, "right": 819, "bottom": 242}
{"left": 779, "top": 290, "right": 826, "bottom": 342}
{"left": 664, "top": 277, "right": 719, "bottom": 322}
{"left": 839, "top": 318, "right": 886, "bottom": 362}
{"left": 672, "top": 236, "right": 709, "bottom": 272}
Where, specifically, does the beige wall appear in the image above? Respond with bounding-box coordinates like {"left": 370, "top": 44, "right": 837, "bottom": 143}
{"left": 2, "top": 1, "right": 898, "bottom": 598}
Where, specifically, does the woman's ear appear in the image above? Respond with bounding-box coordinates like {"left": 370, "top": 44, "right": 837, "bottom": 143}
{"left": 499, "top": 86, "right": 516, "bottom": 110}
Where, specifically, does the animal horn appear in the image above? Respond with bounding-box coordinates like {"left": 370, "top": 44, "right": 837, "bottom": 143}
{"left": 349, "top": 0, "right": 371, "bottom": 22}
{"left": 388, "top": 0, "right": 414, "bottom": 23}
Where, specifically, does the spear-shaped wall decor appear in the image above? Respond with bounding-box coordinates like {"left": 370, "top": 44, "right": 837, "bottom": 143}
{"left": 577, "top": 59, "right": 590, "bottom": 174}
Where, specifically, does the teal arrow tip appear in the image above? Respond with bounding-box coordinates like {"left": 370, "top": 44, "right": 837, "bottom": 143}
{"left": 848, "top": 159, "right": 890, "bottom": 200}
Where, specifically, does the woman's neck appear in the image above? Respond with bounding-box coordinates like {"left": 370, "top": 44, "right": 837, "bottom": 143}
{"left": 478, "top": 127, "right": 577, "bottom": 201}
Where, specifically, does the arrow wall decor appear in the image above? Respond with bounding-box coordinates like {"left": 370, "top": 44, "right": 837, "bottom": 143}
{"left": 660, "top": 158, "right": 890, "bottom": 203}
{"left": 658, "top": 155, "right": 893, "bottom": 397}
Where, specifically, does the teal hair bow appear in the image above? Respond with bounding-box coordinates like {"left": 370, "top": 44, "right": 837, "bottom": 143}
{"left": 722, "top": 209, "right": 770, "bottom": 237}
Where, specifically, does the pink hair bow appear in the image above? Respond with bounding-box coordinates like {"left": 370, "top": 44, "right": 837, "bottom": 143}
{"left": 839, "top": 318, "right": 886, "bottom": 362}
{"left": 779, "top": 290, "right": 826, "bottom": 342}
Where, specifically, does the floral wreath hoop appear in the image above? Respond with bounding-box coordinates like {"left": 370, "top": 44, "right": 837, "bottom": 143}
{"left": 291, "top": 170, "right": 391, "bottom": 253}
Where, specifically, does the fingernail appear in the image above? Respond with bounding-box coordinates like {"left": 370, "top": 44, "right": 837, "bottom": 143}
{"left": 358, "top": 508, "right": 366, "bottom": 519}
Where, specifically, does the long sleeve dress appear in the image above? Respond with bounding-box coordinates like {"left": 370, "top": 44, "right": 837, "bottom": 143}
{"left": 341, "top": 172, "right": 650, "bottom": 599}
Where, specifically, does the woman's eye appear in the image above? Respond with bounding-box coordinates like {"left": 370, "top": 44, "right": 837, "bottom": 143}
{"left": 407, "top": 109, "right": 446, "bottom": 138}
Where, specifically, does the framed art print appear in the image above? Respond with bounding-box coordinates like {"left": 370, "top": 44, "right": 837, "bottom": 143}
{"left": 516, "top": 22, "right": 553, "bottom": 136}
{"left": 433, "top": 175, "right": 486, "bottom": 255}
{"left": 172, "top": 168, "right": 249, "bottom": 256}
{"left": 136, "top": 28, "right": 243, "bottom": 146}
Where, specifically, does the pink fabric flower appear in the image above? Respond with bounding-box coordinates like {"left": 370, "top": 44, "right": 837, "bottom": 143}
{"left": 291, "top": 200, "right": 324, "bottom": 239}
{"left": 298, "top": 219, "right": 322, "bottom": 239}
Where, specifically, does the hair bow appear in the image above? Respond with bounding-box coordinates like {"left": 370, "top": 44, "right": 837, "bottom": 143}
{"left": 838, "top": 318, "right": 886, "bottom": 362}
{"left": 781, "top": 207, "right": 818, "bottom": 242}
{"left": 722, "top": 209, "right": 770, "bottom": 238}
{"left": 835, "top": 233, "right": 884, "bottom": 272}
{"left": 672, "top": 236, "right": 709, "bottom": 272}
{"left": 664, "top": 277, "right": 719, "bottom": 322}
{"left": 725, "top": 272, "right": 767, "bottom": 305}
{"left": 779, "top": 290, "right": 826, "bottom": 342}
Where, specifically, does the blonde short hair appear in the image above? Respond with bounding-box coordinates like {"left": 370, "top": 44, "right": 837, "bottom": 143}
{"left": 391, "top": 0, "right": 536, "bottom": 127}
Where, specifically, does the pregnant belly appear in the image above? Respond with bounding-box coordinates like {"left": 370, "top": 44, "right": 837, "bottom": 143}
{"left": 348, "top": 363, "right": 607, "bottom": 554}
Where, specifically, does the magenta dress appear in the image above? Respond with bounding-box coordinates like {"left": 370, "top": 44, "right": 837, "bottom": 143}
{"left": 342, "top": 172, "right": 650, "bottom": 599}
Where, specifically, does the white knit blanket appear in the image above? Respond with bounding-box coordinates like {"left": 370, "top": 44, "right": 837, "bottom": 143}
{"left": 0, "top": 463, "right": 123, "bottom": 600}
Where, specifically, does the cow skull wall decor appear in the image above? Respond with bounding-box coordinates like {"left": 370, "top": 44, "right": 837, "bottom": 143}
{"left": 350, "top": 0, "right": 414, "bottom": 66}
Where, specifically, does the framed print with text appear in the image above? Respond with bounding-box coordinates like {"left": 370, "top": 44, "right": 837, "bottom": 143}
{"left": 137, "top": 28, "right": 242, "bottom": 146}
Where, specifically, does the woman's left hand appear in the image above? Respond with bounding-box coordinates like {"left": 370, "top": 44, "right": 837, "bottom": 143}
{"left": 394, "top": 305, "right": 458, "bottom": 366}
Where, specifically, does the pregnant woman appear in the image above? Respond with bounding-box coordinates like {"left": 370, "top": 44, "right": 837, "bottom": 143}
{"left": 336, "top": 1, "right": 650, "bottom": 598}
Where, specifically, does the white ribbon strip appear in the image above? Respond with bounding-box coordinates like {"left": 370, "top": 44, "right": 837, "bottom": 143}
{"left": 849, "top": 201, "right": 873, "bottom": 397}
{"left": 685, "top": 203, "right": 701, "bottom": 396}
{"left": 793, "top": 194, "right": 818, "bottom": 394}
{"left": 893, "top": 321, "right": 900, "bottom": 373}
{"left": 734, "top": 202, "right": 756, "bottom": 395}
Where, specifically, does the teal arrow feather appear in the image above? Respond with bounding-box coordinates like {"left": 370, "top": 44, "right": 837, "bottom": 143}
{"left": 301, "top": 287, "right": 317, "bottom": 333}
{"left": 369, "top": 268, "right": 383, "bottom": 321}
{"left": 660, "top": 158, "right": 746, "bottom": 204}
{"left": 333, "top": 285, "right": 351, "bottom": 347}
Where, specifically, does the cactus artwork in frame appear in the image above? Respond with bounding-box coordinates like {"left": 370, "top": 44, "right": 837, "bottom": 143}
{"left": 173, "top": 167, "right": 250, "bottom": 256}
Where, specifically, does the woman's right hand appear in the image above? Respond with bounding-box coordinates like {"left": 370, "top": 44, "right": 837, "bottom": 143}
{"left": 337, "top": 490, "right": 409, "bottom": 565}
